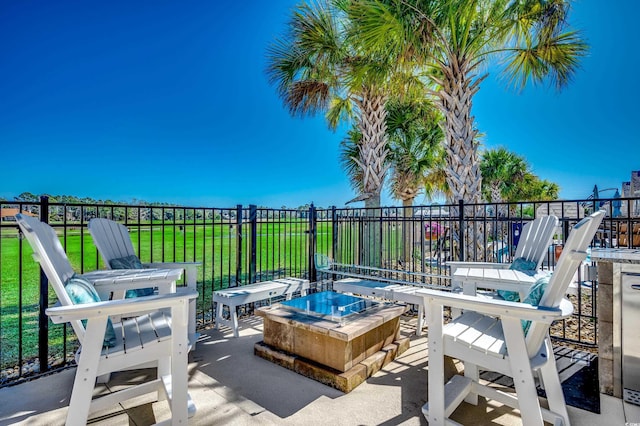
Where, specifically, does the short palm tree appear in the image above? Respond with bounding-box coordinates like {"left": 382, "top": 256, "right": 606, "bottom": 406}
{"left": 341, "top": 98, "right": 446, "bottom": 262}
{"left": 480, "top": 147, "right": 528, "bottom": 204}
{"left": 481, "top": 146, "right": 528, "bottom": 241}
{"left": 386, "top": 98, "right": 445, "bottom": 209}
{"left": 387, "top": 99, "right": 446, "bottom": 262}
{"left": 481, "top": 147, "right": 560, "bottom": 203}
{"left": 512, "top": 173, "right": 560, "bottom": 201}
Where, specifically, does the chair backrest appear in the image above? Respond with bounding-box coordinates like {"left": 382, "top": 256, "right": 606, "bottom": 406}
{"left": 513, "top": 215, "right": 559, "bottom": 268}
{"left": 88, "top": 218, "right": 137, "bottom": 269}
{"left": 525, "top": 210, "right": 605, "bottom": 356}
{"left": 16, "top": 214, "right": 86, "bottom": 339}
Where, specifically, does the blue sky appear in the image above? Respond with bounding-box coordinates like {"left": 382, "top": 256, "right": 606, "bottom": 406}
{"left": 1, "top": 1, "right": 637, "bottom": 208}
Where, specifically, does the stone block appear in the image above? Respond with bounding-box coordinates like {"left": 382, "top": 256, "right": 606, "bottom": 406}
{"left": 599, "top": 358, "right": 614, "bottom": 396}
{"left": 360, "top": 351, "right": 387, "bottom": 377}
{"left": 255, "top": 337, "right": 408, "bottom": 393}
{"left": 337, "top": 364, "right": 368, "bottom": 393}
{"left": 395, "top": 336, "right": 411, "bottom": 354}
{"left": 597, "top": 284, "right": 614, "bottom": 322}
{"left": 254, "top": 341, "right": 295, "bottom": 369}
{"left": 262, "top": 319, "right": 294, "bottom": 353}
{"left": 597, "top": 262, "right": 613, "bottom": 285}
{"left": 598, "top": 320, "right": 614, "bottom": 361}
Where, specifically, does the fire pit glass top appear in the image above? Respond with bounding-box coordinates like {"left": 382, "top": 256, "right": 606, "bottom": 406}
{"left": 279, "top": 291, "right": 381, "bottom": 322}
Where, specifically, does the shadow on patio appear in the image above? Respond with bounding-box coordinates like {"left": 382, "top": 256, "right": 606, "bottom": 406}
{"left": 0, "top": 315, "right": 628, "bottom": 426}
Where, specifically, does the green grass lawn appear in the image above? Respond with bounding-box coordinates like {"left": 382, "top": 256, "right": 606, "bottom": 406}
{"left": 0, "top": 220, "right": 337, "bottom": 375}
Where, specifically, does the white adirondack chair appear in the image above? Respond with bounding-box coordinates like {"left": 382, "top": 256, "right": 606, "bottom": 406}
{"left": 448, "top": 215, "right": 558, "bottom": 273}
{"left": 88, "top": 218, "right": 199, "bottom": 344}
{"left": 418, "top": 210, "right": 605, "bottom": 426}
{"left": 448, "top": 215, "right": 558, "bottom": 297}
{"left": 17, "top": 214, "right": 198, "bottom": 426}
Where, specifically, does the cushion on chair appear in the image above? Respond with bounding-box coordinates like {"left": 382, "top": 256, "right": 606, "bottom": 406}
{"left": 65, "top": 276, "right": 117, "bottom": 347}
{"left": 521, "top": 274, "right": 551, "bottom": 334}
{"left": 497, "top": 257, "right": 538, "bottom": 302}
{"left": 109, "top": 254, "right": 144, "bottom": 269}
{"left": 314, "top": 253, "right": 330, "bottom": 270}
{"left": 109, "top": 255, "right": 154, "bottom": 298}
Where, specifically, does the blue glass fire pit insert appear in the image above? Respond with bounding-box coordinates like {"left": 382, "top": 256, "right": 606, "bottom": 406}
{"left": 279, "top": 291, "right": 379, "bottom": 321}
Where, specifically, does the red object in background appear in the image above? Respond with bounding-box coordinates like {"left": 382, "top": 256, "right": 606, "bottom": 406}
{"left": 554, "top": 244, "right": 563, "bottom": 261}
{"left": 425, "top": 222, "right": 443, "bottom": 239}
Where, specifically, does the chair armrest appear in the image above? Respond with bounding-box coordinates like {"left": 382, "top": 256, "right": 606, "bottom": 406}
{"left": 447, "top": 261, "right": 511, "bottom": 272}
{"left": 453, "top": 268, "right": 543, "bottom": 293}
{"left": 45, "top": 291, "right": 198, "bottom": 324}
{"left": 448, "top": 262, "right": 512, "bottom": 292}
{"left": 143, "top": 262, "right": 200, "bottom": 290}
{"left": 144, "top": 262, "right": 200, "bottom": 269}
{"left": 80, "top": 268, "right": 183, "bottom": 298}
{"left": 80, "top": 268, "right": 183, "bottom": 285}
{"left": 416, "top": 288, "right": 571, "bottom": 322}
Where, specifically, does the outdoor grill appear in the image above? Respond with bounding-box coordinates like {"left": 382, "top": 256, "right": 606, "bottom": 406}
{"left": 622, "top": 272, "right": 640, "bottom": 405}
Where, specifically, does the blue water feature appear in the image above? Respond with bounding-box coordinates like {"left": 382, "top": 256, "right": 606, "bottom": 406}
{"left": 280, "top": 291, "right": 377, "bottom": 319}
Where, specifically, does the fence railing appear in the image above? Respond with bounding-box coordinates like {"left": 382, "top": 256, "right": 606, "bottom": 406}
{"left": 1, "top": 195, "right": 638, "bottom": 386}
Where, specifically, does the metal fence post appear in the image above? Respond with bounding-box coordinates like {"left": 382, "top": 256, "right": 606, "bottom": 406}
{"left": 235, "top": 204, "right": 243, "bottom": 287}
{"left": 38, "top": 196, "right": 49, "bottom": 373}
{"left": 458, "top": 199, "right": 465, "bottom": 261}
{"left": 249, "top": 205, "right": 257, "bottom": 284}
{"left": 308, "top": 203, "right": 317, "bottom": 282}
{"left": 331, "top": 206, "right": 338, "bottom": 260}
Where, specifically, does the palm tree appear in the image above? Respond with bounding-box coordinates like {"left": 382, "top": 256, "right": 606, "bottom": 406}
{"left": 481, "top": 147, "right": 560, "bottom": 203}
{"left": 387, "top": 99, "right": 446, "bottom": 262}
{"left": 339, "top": 99, "right": 446, "bottom": 208}
{"left": 266, "top": 0, "right": 400, "bottom": 211}
{"left": 267, "top": 0, "right": 417, "bottom": 266}
{"left": 386, "top": 98, "right": 445, "bottom": 209}
{"left": 341, "top": 98, "right": 446, "bottom": 262}
{"left": 481, "top": 146, "right": 529, "bottom": 243}
{"left": 512, "top": 173, "right": 560, "bottom": 201}
{"left": 480, "top": 147, "right": 528, "bottom": 204}
{"left": 351, "top": 0, "right": 587, "bottom": 259}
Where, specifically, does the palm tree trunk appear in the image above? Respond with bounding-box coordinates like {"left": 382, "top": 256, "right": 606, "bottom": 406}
{"left": 356, "top": 88, "right": 389, "bottom": 267}
{"left": 402, "top": 199, "right": 415, "bottom": 264}
{"left": 354, "top": 89, "right": 390, "bottom": 203}
{"left": 362, "top": 197, "right": 382, "bottom": 267}
{"left": 436, "top": 55, "right": 486, "bottom": 260}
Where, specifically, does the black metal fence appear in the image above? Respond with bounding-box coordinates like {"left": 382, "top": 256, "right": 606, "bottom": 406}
{"left": 1, "top": 195, "right": 638, "bottom": 387}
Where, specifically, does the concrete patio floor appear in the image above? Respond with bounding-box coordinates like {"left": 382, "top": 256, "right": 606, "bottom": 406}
{"left": 0, "top": 314, "right": 637, "bottom": 426}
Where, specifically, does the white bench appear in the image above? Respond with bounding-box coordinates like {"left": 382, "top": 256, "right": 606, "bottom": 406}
{"left": 213, "top": 277, "right": 310, "bottom": 337}
{"left": 333, "top": 278, "right": 427, "bottom": 336}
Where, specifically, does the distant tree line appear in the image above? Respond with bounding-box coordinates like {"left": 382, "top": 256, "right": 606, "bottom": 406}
{"left": 0, "top": 193, "right": 327, "bottom": 223}
{"left": 4, "top": 192, "right": 176, "bottom": 207}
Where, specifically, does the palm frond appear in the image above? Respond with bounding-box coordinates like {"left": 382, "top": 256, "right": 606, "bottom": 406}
{"left": 327, "top": 96, "right": 354, "bottom": 129}
{"left": 286, "top": 80, "right": 331, "bottom": 116}
{"left": 339, "top": 128, "right": 365, "bottom": 192}
{"left": 502, "top": 29, "right": 587, "bottom": 90}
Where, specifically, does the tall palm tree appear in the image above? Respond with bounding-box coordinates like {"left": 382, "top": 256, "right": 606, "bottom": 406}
{"left": 351, "top": 0, "right": 587, "bottom": 259}
{"left": 268, "top": 0, "right": 417, "bottom": 266}
{"left": 267, "top": 0, "right": 398, "bottom": 211}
